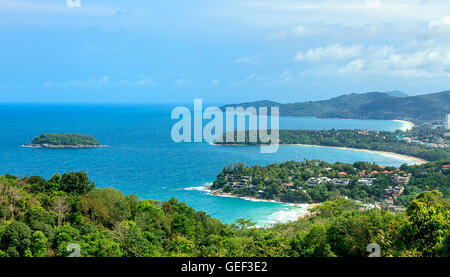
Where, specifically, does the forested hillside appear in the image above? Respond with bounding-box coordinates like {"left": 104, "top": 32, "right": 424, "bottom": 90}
{"left": 30, "top": 133, "right": 101, "bottom": 146}
{"left": 0, "top": 172, "right": 448, "bottom": 257}
{"left": 223, "top": 91, "right": 450, "bottom": 121}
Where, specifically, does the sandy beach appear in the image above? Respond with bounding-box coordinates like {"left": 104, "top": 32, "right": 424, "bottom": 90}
{"left": 394, "top": 120, "right": 415, "bottom": 131}
{"left": 291, "top": 144, "right": 426, "bottom": 164}
{"left": 206, "top": 187, "right": 320, "bottom": 222}
{"left": 298, "top": 204, "right": 320, "bottom": 219}
{"left": 211, "top": 141, "right": 427, "bottom": 164}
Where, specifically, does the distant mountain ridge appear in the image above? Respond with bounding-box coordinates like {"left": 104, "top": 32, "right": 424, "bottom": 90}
{"left": 222, "top": 90, "right": 450, "bottom": 121}
{"left": 384, "top": 90, "right": 409, "bottom": 97}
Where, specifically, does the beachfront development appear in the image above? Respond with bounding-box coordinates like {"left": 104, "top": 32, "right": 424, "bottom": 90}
{"left": 211, "top": 160, "right": 449, "bottom": 212}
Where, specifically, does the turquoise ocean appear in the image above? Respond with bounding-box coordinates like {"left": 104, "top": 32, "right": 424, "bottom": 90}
{"left": 0, "top": 104, "right": 416, "bottom": 226}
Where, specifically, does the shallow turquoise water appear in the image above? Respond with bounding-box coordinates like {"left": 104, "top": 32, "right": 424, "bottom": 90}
{"left": 0, "top": 104, "right": 412, "bottom": 226}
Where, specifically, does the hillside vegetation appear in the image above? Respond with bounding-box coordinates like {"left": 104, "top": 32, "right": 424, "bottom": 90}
{"left": 222, "top": 91, "right": 450, "bottom": 121}
{"left": 212, "top": 160, "right": 450, "bottom": 206}
{"left": 31, "top": 133, "right": 101, "bottom": 146}
{"left": 0, "top": 172, "right": 448, "bottom": 257}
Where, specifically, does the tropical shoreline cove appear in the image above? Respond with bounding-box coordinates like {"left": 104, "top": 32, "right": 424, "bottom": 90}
{"left": 3, "top": 0, "right": 450, "bottom": 259}
{"left": 393, "top": 120, "right": 415, "bottom": 131}
{"left": 185, "top": 183, "right": 315, "bottom": 227}
{"left": 0, "top": 104, "right": 429, "bottom": 226}
{"left": 211, "top": 142, "right": 426, "bottom": 164}
{"left": 185, "top": 138, "right": 424, "bottom": 226}
{"left": 290, "top": 144, "right": 426, "bottom": 165}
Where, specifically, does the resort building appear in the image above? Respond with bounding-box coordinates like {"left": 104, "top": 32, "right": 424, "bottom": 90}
{"left": 281, "top": 182, "right": 295, "bottom": 189}
{"left": 384, "top": 197, "right": 394, "bottom": 205}
{"left": 308, "top": 177, "right": 331, "bottom": 185}
{"left": 384, "top": 186, "right": 405, "bottom": 200}
{"left": 359, "top": 203, "right": 376, "bottom": 211}
{"left": 357, "top": 178, "right": 377, "bottom": 186}
{"left": 392, "top": 174, "right": 411, "bottom": 185}
{"left": 419, "top": 169, "right": 428, "bottom": 175}
{"left": 332, "top": 178, "right": 350, "bottom": 185}
{"left": 446, "top": 114, "right": 450, "bottom": 130}
{"left": 224, "top": 174, "right": 252, "bottom": 189}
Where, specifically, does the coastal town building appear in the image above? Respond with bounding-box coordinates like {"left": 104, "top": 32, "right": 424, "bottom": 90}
{"left": 382, "top": 170, "right": 394, "bottom": 175}
{"left": 370, "top": 170, "right": 379, "bottom": 176}
{"left": 332, "top": 178, "right": 350, "bottom": 185}
{"left": 392, "top": 174, "right": 411, "bottom": 185}
{"left": 395, "top": 133, "right": 450, "bottom": 149}
{"left": 357, "top": 130, "right": 369, "bottom": 135}
{"left": 308, "top": 177, "right": 331, "bottom": 185}
{"left": 281, "top": 182, "right": 295, "bottom": 189}
{"left": 223, "top": 174, "right": 253, "bottom": 189}
{"left": 419, "top": 169, "right": 428, "bottom": 175}
{"left": 384, "top": 185, "right": 405, "bottom": 201}
{"left": 385, "top": 197, "right": 394, "bottom": 205}
{"left": 359, "top": 203, "right": 376, "bottom": 211}
{"left": 357, "top": 178, "right": 377, "bottom": 186}
{"left": 446, "top": 114, "right": 450, "bottom": 130}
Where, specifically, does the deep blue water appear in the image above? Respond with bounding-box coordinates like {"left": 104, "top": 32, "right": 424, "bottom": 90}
{"left": 0, "top": 104, "right": 413, "bottom": 226}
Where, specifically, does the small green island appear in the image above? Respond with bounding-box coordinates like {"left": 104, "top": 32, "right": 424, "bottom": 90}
{"left": 24, "top": 133, "right": 106, "bottom": 149}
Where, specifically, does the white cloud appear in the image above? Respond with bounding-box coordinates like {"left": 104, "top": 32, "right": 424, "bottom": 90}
{"left": 234, "top": 52, "right": 262, "bottom": 64}
{"left": 429, "top": 15, "right": 450, "bottom": 28}
{"left": 43, "top": 76, "right": 110, "bottom": 87}
{"left": 175, "top": 78, "right": 192, "bottom": 86}
{"left": 0, "top": 0, "right": 116, "bottom": 19}
{"left": 276, "top": 70, "right": 295, "bottom": 83}
{"left": 230, "top": 74, "right": 259, "bottom": 86}
{"left": 135, "top": 77, "right": 157, "bottom": 86}
{"left": 295, "top": 44, "right": 363, "bottom": 63}
{"left": 42, "top": 76, "right": 160, "bottom": 88}
{"left": 269, "top": 24, "right": 323, "bottom": 39}
{"left": 291, "top": 25, "right": 323, "bottom": 36}
{"left": 366, "top": 0, "right": 381, "bottom": 8}
{"left": 223, "top": 0, "right": 450, "bottom": 28}
{"left": 428, "top": 15, "right": 450, "bottom": 35}
{"left": 299, "top": 43, "right": 450, "bottom": 78}
{"left": 338, "top": 59, "right": 365, "bottom": 74}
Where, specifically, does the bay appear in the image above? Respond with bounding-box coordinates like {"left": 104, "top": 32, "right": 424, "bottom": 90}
{"left": 0, "top": 104, "right": 413, "bottom": 226}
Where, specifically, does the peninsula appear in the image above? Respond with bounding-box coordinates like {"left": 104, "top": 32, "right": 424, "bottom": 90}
{"left": 211, "top": 160, "right": 450, "bottom": 209}
{"left": 214, "top": 129, "right": 450, "bottom": 162}
{"left": 24, "top": 133, "right": 106, "bottom": 149}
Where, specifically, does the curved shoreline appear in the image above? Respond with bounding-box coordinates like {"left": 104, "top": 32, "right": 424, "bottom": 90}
{"left": 289, "top": 144, "right": 426, "bottom": 164}
{"left": 393, "top": 120, "right": 415, "bottom": 131}
{"left": 186, "top": 184, "right": 318, "bottom": 206}
{"left": 211, "top": 142, "right": 427, "bottom": 164}
{"left": 185, "top": 184, "right": 316, "bottom": 225}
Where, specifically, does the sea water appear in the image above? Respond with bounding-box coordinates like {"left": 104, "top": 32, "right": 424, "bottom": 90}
{"left": 0, "top": 104, "right": 413, "bottom": 226}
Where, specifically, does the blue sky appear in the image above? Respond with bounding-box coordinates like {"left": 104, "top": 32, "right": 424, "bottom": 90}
{"left": 1, "top": 0, "right": 450, "bottom": 103}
